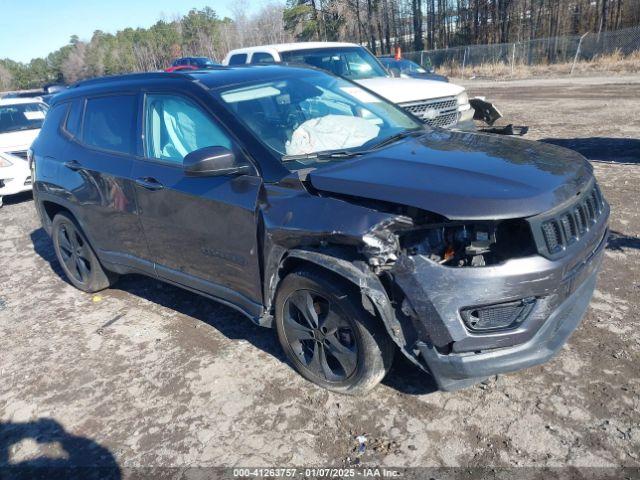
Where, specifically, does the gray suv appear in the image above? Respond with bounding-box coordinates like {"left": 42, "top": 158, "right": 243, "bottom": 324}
{"left": 31, "top": 65, "right": 609, "bottom": 394}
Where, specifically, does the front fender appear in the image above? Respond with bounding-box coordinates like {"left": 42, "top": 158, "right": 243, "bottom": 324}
{"left": 274, "top": 249, "right": 424, "bottom": 370}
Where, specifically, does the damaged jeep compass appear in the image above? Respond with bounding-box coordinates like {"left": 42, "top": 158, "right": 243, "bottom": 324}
{"left": 31, "top": 66, "right": 609, "bottom": 394}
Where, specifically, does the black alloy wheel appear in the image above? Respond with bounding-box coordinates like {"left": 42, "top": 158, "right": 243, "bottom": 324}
{"left": 51, "top": 212, "right": 118, "bottom": 292}
{"left": 282, "top": 289, "right": 358, "bottom": 382}
{"left": 56, "top": 222, "right": 92, "bottom": 286}
{"left": 275, "top": 269, "right": 395, "bottom": 395}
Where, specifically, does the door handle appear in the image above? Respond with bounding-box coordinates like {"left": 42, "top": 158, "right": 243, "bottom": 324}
{"left": 64, "top": 160, "right": 83, "bottom": 171}
{"left": 135, "top": 177, "right": 164, "bottom": 191}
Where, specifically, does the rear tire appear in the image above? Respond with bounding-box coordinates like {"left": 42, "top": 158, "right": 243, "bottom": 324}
{"left": 275, "top": 268, "right": 395, "bottom": 395}
{"left": 51, "top": 212, "right": 118, "bottom": 293}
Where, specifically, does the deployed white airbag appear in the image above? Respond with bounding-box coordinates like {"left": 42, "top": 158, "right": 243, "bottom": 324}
{"left": 285, "top": 114, "right": 379, "bottom": 155}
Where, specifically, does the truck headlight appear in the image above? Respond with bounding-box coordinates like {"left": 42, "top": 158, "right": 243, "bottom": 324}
{"left": 457, "top": 91, "right": 470, "bottom": 112}
{"left": 0, "top": 155, "right": 13, "bottom": 168}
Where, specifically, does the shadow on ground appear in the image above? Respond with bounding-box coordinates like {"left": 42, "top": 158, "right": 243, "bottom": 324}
{"left": 607, "top": 230, "right": 640, "bottom": 252}
{"left": 0, "top": 419, "right": 120, "bottom": 480}
{"left": 1, "top": 191, "right": 33, "bottom": 207}
{"left": 30, "top": 228, "right": 66, "bottom": 281}
{"left": 30, "top": 228, "right": 435, "bottom": 396}
{"left": 382, "top": 353, "right": 439, "bottom": 395}
{"left": 540, "top": 137, "right": 640, "bottom": 163}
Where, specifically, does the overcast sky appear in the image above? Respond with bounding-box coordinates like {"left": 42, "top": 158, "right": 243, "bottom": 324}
{"left": 0, "top": 0, "right": 258, "bottom": 63}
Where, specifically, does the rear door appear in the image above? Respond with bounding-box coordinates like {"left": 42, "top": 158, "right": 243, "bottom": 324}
{"left": 69, "top": 93, "right": 151, "bottom": 270}
{"left": 131, "top": 90, "right": 264, "bottom": 314}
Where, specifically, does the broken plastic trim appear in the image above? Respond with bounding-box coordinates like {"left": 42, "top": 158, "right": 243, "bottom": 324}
{"left": 479, "top": 124, "right": 529, "bottom": 136}
{"left": 360, "top": 216, "right": 412, "bottom": 273}
{"left": 469, "top": 97, "right": 502, "bottom": 125}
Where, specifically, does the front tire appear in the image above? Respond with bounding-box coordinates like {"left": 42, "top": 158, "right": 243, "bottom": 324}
{"left": 51, "top": 212, "right": 118, "bottom": 292}
{"left": 275, "top": 268, "right": 395, "bottom": 395}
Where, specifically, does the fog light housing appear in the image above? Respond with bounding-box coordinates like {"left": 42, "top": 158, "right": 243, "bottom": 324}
{"left": 460, "top": 297, "right": 536, "bottom": 332}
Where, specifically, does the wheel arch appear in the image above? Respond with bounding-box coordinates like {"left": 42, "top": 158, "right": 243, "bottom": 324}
{"left": 36, "top": 201, "right": 72, "bottom": 237}
{"left": 272, "top": 249, "right": 407, "bottom": 352}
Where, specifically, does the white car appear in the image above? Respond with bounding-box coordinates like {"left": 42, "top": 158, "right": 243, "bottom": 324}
{"left": 0, "top": 151, "right": 32, "bottom": 207}
{"left": 222, "top": 42, "right": 474, "bottom": 129}
{"left": 0, "top": 97, "right": 47, "bottom": 206}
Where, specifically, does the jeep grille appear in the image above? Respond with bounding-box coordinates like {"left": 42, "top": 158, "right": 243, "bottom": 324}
{"left": 536, "top": 183, "right": 606, "bottom": 256}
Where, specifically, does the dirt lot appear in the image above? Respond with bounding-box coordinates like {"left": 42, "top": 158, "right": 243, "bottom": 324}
{"left": 1, "top": 76, "right": 639, "bottom": 476}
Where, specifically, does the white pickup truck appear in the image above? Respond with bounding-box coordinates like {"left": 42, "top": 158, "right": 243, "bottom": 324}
{"left": 0, "top": 97, "right": 48, "bottom": 207}
{"left": 222, "top": 42, "right": 475, "bottom": 130}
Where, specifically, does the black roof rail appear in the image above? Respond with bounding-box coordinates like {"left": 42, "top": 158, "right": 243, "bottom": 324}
{"left": 71, "top": 71, "right": 189, "bottom": 88}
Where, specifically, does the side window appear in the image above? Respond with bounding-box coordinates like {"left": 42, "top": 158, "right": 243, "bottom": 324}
{"left": 82, "top": 95, "right": 137, "bottom": 155}
{"left": 64, "top": 98, "right": 83, "bottom": 137}
{"left": 228, "top": 53, "right": 247, "bottom": 65}
{"left": 144, "top": 94, "right": 232, "bottom": 164}
{"left": 250, "top": 52, "right": 275, "bottom": 64}
{"left": 39, "top": 102, "right": 68, "bottom": 137}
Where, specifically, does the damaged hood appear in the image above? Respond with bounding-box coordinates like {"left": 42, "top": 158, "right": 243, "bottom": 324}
{"left": 308, "top": 130, "right": 594, "bottom": 220}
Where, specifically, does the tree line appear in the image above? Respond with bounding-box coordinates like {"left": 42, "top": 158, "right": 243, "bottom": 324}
{"left": 1, "top": 0, "right": 639, "bottom": 91}
{"left": 0, "top": 3, "right": 291, "bottom": 91}
{"left": 285, "top": 0, "right": 640, "bottom": 53}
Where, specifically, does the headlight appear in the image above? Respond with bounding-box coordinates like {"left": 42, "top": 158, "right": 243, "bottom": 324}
{"left": 0, "top": 155, "right": 13, "bottom": 168}
{"left": 456, "top": 91, "right": 470, "bottom": 111}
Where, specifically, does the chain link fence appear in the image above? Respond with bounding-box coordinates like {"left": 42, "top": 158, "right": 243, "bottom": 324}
{"left": 403, "top": 26, "right": 640, "bottom": 75}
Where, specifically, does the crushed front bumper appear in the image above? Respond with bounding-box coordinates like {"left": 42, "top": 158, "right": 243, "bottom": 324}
{"left": 417, "top": 264, "right": 600, "bottom": 390}
{"left": 391, "top": 204, "right": 609, "bottom": 391}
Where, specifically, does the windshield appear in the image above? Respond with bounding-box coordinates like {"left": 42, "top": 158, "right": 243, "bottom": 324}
{"left": 280, "top": 46, "right": 389, "bottom": 80}
{"left": 399, "top": 59, "right": 427, "bottom": 73}
{"left": 0, "top": 102, "right": 48, "bottom": 134}
{"left": 380, "top": 58, "right": 427, "bottom": 74}
{"left": 218, "top": 72, "right": 421, "bottom": 169}
{"left": 194, "top": 57, "right": 216, "bottom": 67}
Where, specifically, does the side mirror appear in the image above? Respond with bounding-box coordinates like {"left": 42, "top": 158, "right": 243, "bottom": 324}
{"left": 183, "top": 146, "right": 252, "bottom": 177}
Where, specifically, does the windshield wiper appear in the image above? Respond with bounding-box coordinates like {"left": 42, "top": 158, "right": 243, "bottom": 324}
{"left": 282, "top": 149, "right": 366, "bottom": 162}
{"left": 368, "top": 128, "right": 425, "bottom": 150}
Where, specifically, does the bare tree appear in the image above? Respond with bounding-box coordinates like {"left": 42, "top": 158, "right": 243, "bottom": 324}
{"left": 61, "top": 42, "right": 88, "bottom": 83}
{"left": 0, "top": 64, "right": 13, "bottom": 91}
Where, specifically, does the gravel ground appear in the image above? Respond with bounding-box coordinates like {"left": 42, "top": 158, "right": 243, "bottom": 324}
{"left": 0, "top": 76, "right": 639, "bottom": 477}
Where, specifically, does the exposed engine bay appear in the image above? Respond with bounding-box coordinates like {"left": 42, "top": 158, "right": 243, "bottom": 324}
{"left": 397, "top": 219, "right": 536, "bottom": 267}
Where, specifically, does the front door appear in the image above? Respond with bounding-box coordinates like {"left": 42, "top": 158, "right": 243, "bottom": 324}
{"left": 132, "top": 92, "right": 264, "bottom": 314}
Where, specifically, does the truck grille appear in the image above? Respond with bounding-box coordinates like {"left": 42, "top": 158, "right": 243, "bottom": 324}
{"left": 7, "top": 150, "right": 28, "bottom": 161}
{"left": 537, "top": 183, "right": 606, "bottom": 256}
{"left": 400, "top": 96, "right": 459, "bottom": 128}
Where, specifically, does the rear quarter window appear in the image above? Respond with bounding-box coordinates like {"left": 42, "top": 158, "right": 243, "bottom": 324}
{"left": 82, "top": 95, "right": 137, "bottom": 155}
{"left": 38, "top": 102, "right": 68, "bottom": 138}
{"left": 64, "top": 98, "right": 83, "bottom": 137}
{"left": 228, "top": 53, "right": 248, "bottom": 65}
